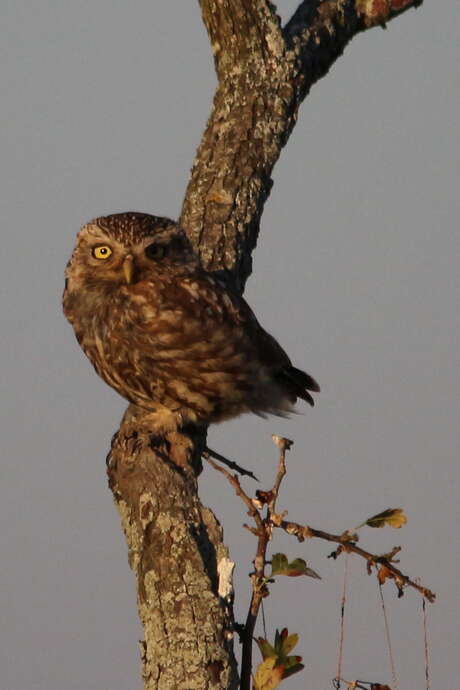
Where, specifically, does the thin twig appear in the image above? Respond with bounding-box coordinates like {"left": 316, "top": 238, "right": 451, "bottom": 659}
{"left": 204, "top": 456, "right": 263, "bottom": 529}
{"left": 203, "top": 446, "right": 259, "bottom": 481}
{"left": 269, "top": 435, "right": 291, "bottom": 514}
{"left": 261, "top": 599, "right": 267, "bottom": 640}
{"left": 241, "top": 525, "right": 269, "bottom": 688}
{"left": 379, "top": 583, "right": 399, "bottom": 690}
{"left": 207, "top": 438, "right": 436, "bottom": 690}
{"left": 336, "top": 680, "right": 384, "bottom": 690}
{"left": 422, "top": 597, "right": 431, "bottom": 690}
{"left": 272, "top": 517, "right": 435, "bottom": 602}
{"left": 205, "top": 450, "right": 268, "bottom": 688}
{"left": 205, "top": 436, "right": 294, "bottom": 690}
{"left": 335, "top": 554, "right": 349, "bottom": 688}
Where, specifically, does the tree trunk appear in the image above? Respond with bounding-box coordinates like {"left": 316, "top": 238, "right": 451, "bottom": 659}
{"left": 107, "top": 407, "right": 237, "bottom": 689}
{"left": 106, "top": 1, "right": 424, "bottom": 688}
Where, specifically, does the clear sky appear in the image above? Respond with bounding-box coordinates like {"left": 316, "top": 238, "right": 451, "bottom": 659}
{"left": 1, "top": 1, "right": 458, "bottom": 689}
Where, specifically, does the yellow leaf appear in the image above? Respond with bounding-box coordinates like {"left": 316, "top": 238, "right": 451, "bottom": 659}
{"left": 253, "top": 657, "right": 284, "bottom": 690}
{"left": 366, "top": 508, "right": 407, "bottom": 529}
{"left": 281, "top": 633, "right": 298, "bottom": 656}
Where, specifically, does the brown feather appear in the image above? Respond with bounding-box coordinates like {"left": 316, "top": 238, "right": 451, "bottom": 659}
{"left": 63, "top": 212, "right": 319, "bottom": 431}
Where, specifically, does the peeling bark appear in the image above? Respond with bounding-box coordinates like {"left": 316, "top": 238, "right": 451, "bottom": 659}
{"left": 106, "top": 1, "right": 424, "bottom": 688}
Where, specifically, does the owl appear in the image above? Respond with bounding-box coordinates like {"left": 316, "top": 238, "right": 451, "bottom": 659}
{"left": 63, "top": 212, "right": 319, "bottom": 433}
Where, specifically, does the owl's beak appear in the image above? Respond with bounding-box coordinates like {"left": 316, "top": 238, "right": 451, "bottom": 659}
{"left": 123, "top": 255, "right": 135, "bottom": 284}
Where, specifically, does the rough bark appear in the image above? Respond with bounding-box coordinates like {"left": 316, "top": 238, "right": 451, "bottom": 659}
{"left": 181, "top": 0, "right": 422, "bottom": 289}
{"left": 106, "top": 1, "right": 424, "bottom": 688}
{"left": 107, "top": 407, "right": 237, "bottom": 689}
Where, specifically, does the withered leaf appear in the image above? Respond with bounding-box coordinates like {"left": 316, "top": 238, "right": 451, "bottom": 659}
{"left": 378, "top": 565, "right": 393, "bottom": 585}
{"left": 365, "top": 508, "right": 407, "bottom": 529}
{"left": 256, "top": 489, "right": 275, "bottom": 504}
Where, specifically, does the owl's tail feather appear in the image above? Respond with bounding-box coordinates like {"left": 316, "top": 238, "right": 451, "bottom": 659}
{"left": 278, "top": 366, "right": 320, "bottom": 407}
{"left": 288, "top": 366, "right": 320, "bottom": 393}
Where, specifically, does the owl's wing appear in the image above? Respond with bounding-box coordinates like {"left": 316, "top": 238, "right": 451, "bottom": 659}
{"left": 253, "top": 327, "right": 320, "bottom": 405}
{"left": 176, "top": 274, "right": 320, "bottom": 405}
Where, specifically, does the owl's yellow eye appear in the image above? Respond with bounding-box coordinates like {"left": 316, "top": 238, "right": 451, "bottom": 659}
{"left": 92, "top": 245, "right": 113, "bottom": 260}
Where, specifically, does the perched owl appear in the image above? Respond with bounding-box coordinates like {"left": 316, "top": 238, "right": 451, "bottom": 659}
{"left": 63, "top": 212, "right": 319, "bottom": 433}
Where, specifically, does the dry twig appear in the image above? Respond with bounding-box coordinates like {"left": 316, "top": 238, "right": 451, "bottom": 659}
{"left": 272, "top": 517, "right": 435, "bottom": 602}
{"left": 203, "top": 446, "right": 259, "bottom": 481}
{"left": 207, "top": 435, "right": 435, "bottom": 689}
{"left": 206, "top": 436, "right": 293, "bottom": 690}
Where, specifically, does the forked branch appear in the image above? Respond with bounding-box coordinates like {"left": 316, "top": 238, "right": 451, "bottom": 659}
{"left": 182, "top": 0, "right": 424, "bottom": 287}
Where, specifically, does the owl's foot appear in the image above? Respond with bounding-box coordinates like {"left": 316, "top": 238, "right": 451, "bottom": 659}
{"left": 122, "top": 409, "right": 204, "bottom": 470}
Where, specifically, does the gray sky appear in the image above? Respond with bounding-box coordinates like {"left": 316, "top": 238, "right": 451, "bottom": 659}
{"left": 1, "top": 1, "right": 458, "bottom": 689}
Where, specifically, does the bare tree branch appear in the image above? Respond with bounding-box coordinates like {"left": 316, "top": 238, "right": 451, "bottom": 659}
{"left": 206, "top": 436, "right": 294, "bottom": 689}
{"left": 181, "top": 0, "right": 424, "bottom": 289}
{"left": 208, "top": 436, "right": 435, "bottom": 687}
{"left": 284, "top": 0, "right": 424, "bottom": 100}
{"left": 204, "top": 446, "right": 259, "bottom": 481}
{"left": 285, "top": 0, "right": 423, "bottom": 42}
{"left": 272, "top": 516, "right": 435, "bottom": 601}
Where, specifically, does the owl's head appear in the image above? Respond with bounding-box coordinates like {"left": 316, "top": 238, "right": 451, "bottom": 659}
{"left": 65, "top": 212, "right": 196, "bottom": 292}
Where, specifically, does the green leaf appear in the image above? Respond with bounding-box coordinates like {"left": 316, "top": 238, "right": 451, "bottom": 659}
{"left": 270, "top": 553, "right": 321, "bottom": 579}
{"left": 256, "top": 630, "right": 305, "bottom": 687}
{"left": 271, "top": 554, "right": 289, "bottom": 576}
{"left": 256, "top": 637, "right": 277, "bottom": 660}
{"left": 283, "top": 661, "right": 304, "bottom": 679}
